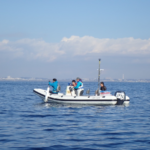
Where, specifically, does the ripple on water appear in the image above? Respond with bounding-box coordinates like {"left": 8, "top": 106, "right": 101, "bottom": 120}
{"left": 0, "top": 81, "right": 150, "bottom": 150}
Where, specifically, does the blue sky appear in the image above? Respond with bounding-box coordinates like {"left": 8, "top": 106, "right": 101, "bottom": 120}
{"left": 0, "top": 0, "right": 150, "bottom": 79}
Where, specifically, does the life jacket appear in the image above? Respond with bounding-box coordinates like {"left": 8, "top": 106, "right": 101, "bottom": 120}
{"left": 78, "top": 81, "right": 84, "bottom": 89}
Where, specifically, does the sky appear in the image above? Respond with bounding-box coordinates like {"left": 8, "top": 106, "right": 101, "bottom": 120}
{"left": 0, "top": 0, "right": 150, "bottom": 80}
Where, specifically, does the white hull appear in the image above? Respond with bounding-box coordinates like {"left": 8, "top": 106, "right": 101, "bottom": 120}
{"left": 33, "top": 89, "right": 130, "bottom": 105}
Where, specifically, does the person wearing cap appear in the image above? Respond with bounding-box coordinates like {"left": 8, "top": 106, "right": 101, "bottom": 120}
{"left": 49, "top": 78, "right": 58, "bottom": 94}
{"left": 74, "top": 77, "right": 83, "bottom": 90}
{"left": 100, "top": 82, "right": 107, "bottom": 91}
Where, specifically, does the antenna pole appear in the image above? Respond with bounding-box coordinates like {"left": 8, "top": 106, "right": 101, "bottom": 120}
{"left": 98, "top": 59, "right": 101, "bottom": 94}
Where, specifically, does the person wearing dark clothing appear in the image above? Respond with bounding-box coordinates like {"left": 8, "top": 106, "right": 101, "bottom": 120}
{"left": 72, "top": 80, "right": 77, "bottom": 87}
{"left": 100, "top": 82, "right": 107, "bottom": 91}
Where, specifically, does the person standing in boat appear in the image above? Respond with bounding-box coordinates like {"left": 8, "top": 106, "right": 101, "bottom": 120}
{"left": 100, "top": 82, "right": 107, "bottom": 91}
{"left": 49, "top": 78, "right": 58, "bottom": 94}
{"left": 74, "top": 77, "right": 84, "bottom": 90}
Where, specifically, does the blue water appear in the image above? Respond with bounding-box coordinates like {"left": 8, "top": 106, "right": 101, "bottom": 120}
{"left": 0, "top": 81, "right": 150, "bottom": 150}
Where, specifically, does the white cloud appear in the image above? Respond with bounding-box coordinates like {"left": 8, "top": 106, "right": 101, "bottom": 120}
{"left": 0, "top": 36, "right": 150, "bottom": 61}
{"left": 61, "top": 36, "right": 150, "bottom": 55}
{"left": 0, "top": 38, "right": 63, "bottom": 61}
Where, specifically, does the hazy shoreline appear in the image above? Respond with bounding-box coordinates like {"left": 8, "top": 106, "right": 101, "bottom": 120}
{"left": 0, "top": 78, "right": 150, "bottom": 83}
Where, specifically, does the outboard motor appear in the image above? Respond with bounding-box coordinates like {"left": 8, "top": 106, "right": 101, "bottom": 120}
{"left": 115, "top": 91, "right": 126, "bottom": 105}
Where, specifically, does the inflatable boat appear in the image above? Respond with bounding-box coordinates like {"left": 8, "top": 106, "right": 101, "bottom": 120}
{"left": 33, "top": 59, "right": 130, "bottom": 105}
{"left": 33, "top": 85, "right": 130, "bottom": 105}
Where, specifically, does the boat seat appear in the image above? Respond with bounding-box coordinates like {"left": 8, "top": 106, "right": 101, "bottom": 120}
{"left": 75, "top": 89, "right": 84, "bottom": 96}
{"left": 80, "top": 90, "right": 84, "bottom": 96}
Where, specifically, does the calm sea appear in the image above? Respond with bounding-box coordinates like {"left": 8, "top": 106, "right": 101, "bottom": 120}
{"left": 0, "top": 81, "right": 150, "bottom": 150}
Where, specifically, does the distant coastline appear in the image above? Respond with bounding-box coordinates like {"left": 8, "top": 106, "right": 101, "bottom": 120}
{"left": 0, "top": 76, "right": 150, "bottom": 83}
